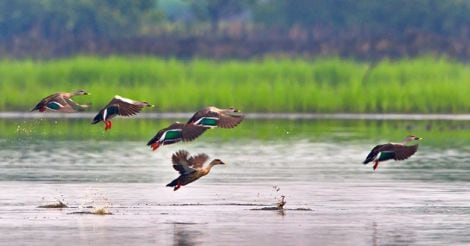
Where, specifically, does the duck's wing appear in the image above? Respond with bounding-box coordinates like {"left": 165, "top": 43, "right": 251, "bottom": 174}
{"left": 210, "top": 107, "right": 244, "bottom": 128}
{"left": 146, "top": 122, "right": 183, "bottom": 146}
{"left": 186, "top": 107, "right": 211, "bottom": 124}
{"left": 32, "top": 93, "right": 60, "bottom": 111}
{"left": 391, "top": 144, "right": 419, "bottom": 160}
{"left": 146, "top": 123, "right": 206, "bottom": 146}
{"left": 33, "top": 93, "right": 84, "bottom": 112}
{"left": 172, "top": 150, "right": 196, "bottom": 174}
{"left": 188, "top": 153, "right": 209, "bottom": 168}
{"left": 181, "top": 124, "right": 207, "bottom": 141}
{"left": 187, "top": 107, "right": 244, "bottom": 128}
{"left": 63, "top": 97, "right": 90, "bottom": 112}
{"left": 363, "top": 144, "right": 392, "bottom": 164}
{"left": 216, "top": 110, "right": 245, "bottom": 128}
{"left": 104, "top": 95, "right": 151, "bottom": 117}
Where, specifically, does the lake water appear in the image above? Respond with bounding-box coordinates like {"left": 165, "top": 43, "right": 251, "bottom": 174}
{"left": 1, "top": 118, "right": 470, "bottom": 245}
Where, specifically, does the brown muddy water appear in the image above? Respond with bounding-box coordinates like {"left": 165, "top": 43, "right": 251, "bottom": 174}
{"left": 1, "top": 119, "right": 470, "bottom": 245}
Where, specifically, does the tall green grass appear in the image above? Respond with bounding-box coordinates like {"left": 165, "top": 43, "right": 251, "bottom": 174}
{"left": 1, "top": 56, "right": 469, "bottom": 113}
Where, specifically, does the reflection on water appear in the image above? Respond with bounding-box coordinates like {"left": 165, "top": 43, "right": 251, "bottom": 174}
{"left": 0, "top": 119, "right": 470, "bottom": 244}
{"left": 173, "top": 223, "right": 205, "bottom": 246}
{"left": 3, "top": 117, "right": 470, "bottom": 146}
{"left": 1, "top": 138, "right": 470, "bottom": 183}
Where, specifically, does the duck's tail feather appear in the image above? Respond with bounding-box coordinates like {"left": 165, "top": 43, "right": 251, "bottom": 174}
{"left": 91, "top": 113, "right": 102, "bottom": 124}
{"left": 363, "top": 153, "right": 376, "bottom": 164}
{"left": 166, "top": 178, "right": 179, "bottom": 187}
{"left": 31, "top": 103, "right": 43, "bottom": 112}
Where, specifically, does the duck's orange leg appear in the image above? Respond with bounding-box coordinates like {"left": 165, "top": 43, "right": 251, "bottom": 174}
{"left": 150, "top": 142, "right": 161, "bottom": 151}
{"left": 373, "top": 160, "right": 379, "bottom": 171}
{"left": 104, "top": 120, "right": 112, "bottom": 131}
{"left": 174, "top": 180, "right": 181, "bottom": 191}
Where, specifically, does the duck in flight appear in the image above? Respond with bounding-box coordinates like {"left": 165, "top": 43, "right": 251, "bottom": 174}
{"left": 91, "top": 95, "right": 153, "bottom": 131}
{"left": 147, "top": 106, "right": 244, "bottom": 151}
{"left": 146, "top": 122, "right": 206, "bottom": 151}
{"left": 167, "top": 150, "right": 225, "bottom": 191}
{"left": 32, "top": 90, "right": 90, "bottom": 113}
{"left": 363, "top": 135, "right": 422, "bottom": 170}
{"left": 187, "top": 106, "right": 244, "bottom": 130}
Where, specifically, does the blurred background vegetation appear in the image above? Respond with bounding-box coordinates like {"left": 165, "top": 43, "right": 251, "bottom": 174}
{"left": 2, "top": 0, "right": 470, "bottom": 59}
{"left": 1, "top": 56, "right": 469, "bottom": 113}
{"left": 1, "top": 0, "right": 470, "bottom": 113}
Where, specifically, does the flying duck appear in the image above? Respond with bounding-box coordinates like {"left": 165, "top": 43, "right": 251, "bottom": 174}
{"left": 32, "top": 90, "right": 90, "bottom": 112}
{"left": 147, "top": 122, "right": 206, "bottom": 151}
{"left": 91, "top": 95, "right": 153, "bottom": 131}
{"left": 187, "top": 106, "right": 244, "bottom": 129}
{"left": 166, "top": 150, "right": 225, "bottom": 191}
{"left": 363, "top": 135, "right": 422, "bottom": 170}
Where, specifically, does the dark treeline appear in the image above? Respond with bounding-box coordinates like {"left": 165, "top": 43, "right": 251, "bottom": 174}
{"left": 1, "top": 0, "right": 470, "bottom": 59}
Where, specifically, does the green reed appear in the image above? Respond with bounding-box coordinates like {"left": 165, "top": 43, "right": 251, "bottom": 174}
{"left": 1, "top": 56, "right": 470, "bottom": 113}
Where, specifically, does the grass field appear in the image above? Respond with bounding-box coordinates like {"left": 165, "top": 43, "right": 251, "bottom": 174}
{"left": 0, "top": 56, "right": 469, "bottom": 113}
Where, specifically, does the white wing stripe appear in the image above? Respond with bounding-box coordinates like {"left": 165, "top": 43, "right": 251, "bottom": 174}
{"left": 114, "top": 95, "right": 135, "bottom": 104}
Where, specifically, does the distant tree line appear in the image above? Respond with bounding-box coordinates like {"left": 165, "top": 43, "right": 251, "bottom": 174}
{"left": 254, "top": 0, "right": 470, "bottom": 37}
{"left": 1, "top": 0, "right": 470, "bottom": 59}
{"left": 0, "top": 0, "right": 155, "bottom": 40}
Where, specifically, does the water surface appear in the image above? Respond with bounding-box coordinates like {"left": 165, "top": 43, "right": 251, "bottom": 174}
{"left": 1, "top": 119, "right": 470, "bottom": 245}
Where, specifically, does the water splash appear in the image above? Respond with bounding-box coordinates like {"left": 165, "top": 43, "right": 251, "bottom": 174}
{"left": 37, "top": 193, "right": 68, "bottom": 208}
{"left": 277, "top": 195, "right": 286, "bottom": 210}
{"left": 250, "top": 185, "right": 287, "bottom": 214}
{"left": 91, "top": 207, "right": 112, "bottom": 215}
{"left": 272, "top": 185, "right": 286, "bottom": 209}
{"left": 76, "top": 188, "right": 113, "bottom": 215}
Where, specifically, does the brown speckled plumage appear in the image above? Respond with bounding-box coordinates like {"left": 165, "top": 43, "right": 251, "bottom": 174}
{"left": 187, "top": 106, "right": 244, "bottom": 128}
{"left": 167, "top": 150, "right": 225, "bottom": 191}
{"left": 32, "top": 90, "right": 90, "bottom": 113}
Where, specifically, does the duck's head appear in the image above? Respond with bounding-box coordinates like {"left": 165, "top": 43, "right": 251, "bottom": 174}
{"left": 142, "top": 101, "right": 155, "bottom": 107}
{"left": 210, "top": 159, "right": 225, "bottom": 166}
{"left": 226, "top": 107, "right": 243, "bottom": 117}
{"left": 73, "top": 89, "right": 90, "bottom": 96}
{"left": 404, "top": 135, "right": 422, "bottom": 142}
{"left": 228, "top": 107, "right": 240, "bottom": 113}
